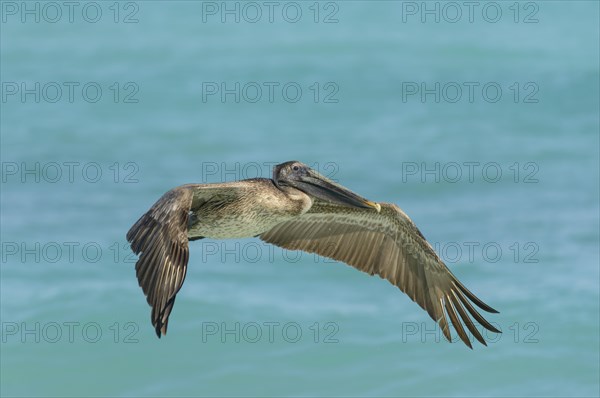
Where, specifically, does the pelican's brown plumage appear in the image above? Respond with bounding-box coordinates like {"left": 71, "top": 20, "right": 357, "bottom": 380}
{"left": 127, "top": 160, "right": 500, "bottom": 348}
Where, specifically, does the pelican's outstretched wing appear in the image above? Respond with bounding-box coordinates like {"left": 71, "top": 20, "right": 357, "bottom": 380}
{"left": 126, "top": 186, "right": 194, "bottom": 337}
{"left": 260, "top": 201, "right": 500, "bottom": 348}
{"left": 126, "top": 183, "right": 248, "bottom": 337}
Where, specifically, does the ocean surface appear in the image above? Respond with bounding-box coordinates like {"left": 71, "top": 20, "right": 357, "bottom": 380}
{"left": 1, "top": 1, "right": 599, "bottom": 397}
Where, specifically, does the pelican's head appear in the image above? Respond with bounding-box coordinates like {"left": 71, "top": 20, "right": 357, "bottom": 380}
{"left": 273, "top": 161, "right": 381, "bottom": 212}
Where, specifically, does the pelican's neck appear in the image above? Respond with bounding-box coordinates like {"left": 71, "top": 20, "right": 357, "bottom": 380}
{"left": 276, "top": 184, "right": 313, "bottom": 216}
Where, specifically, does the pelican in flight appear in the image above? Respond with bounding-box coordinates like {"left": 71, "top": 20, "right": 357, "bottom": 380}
{"left": 127, "top": 161, "right": 499, "bottom": 348}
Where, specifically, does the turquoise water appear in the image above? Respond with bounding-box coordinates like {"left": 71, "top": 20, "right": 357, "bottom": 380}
{"left": 1, "top": 1, "right": 599, "bottom": 396}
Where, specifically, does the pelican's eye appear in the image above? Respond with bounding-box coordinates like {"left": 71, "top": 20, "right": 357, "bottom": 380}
{"left": 292, "top": 165, "right": 300, "bottom": 172}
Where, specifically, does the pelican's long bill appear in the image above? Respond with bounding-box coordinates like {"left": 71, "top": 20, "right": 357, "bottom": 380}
{"left": 281, "top": 168, "right": 381, "bottom": 212}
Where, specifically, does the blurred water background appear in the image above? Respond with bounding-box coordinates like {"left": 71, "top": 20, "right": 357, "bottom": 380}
{"left": 1, "top": 1, "right": 599, "bottom": 396}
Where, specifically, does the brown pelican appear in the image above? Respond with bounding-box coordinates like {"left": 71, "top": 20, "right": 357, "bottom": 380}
{"left": 127, "top": 161, "right": 499, "bottom": 348}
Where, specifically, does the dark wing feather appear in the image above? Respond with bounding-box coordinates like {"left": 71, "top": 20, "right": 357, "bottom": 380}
{"left": 126, "top": 182, "right": 257, "bottom": 337}
{"left": 260, "top": 201, "right": 499, "bottom": 348}
{"left": 126, "top": 186, "right": 194, "bottom": 337}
